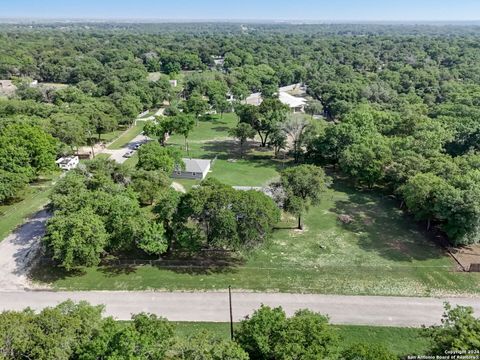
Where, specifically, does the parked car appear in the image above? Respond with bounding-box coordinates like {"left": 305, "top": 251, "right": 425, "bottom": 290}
{"left": 123, "top": 150, "right": 134, "bottom": 158}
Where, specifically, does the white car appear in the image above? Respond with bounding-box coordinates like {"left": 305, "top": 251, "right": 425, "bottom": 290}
{"left": 123, "top": 150, "right": 135, "bottom": 158}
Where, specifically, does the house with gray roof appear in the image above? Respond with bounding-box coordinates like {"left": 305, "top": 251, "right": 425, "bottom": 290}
{"left": 172, "top": 158, "right": 211, "bottom": 180}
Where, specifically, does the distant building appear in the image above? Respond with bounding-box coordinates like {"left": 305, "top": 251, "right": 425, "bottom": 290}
{"left": 56, "top": 156, "right": 80, "bottom": 171}
{"left": 0, "top": 80, "right": 17, "bottom": 95}
{"left": 172, "top": 158, "right": 211, "bottom": 180}
{"left": 243, "top": 84, "right": 307, "bottom": 113}
{"left": 169, "top": 79, "right": 178, "bottom": 87}
{"left": 279, "top": 92, "right": 306, "bottom": 113}
{"left": 212, "top": 56, "right": 225, "bottom": 67}
{"left": 245, "top": 92, "right": 263, "bottom": 106}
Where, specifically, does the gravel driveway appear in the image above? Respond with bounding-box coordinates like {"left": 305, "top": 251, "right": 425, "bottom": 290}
{"left": 0, "top": 210, "right": 50, "bottom": 290}
{"left": 101, "top": 134, "right": 149, "bottom": 164}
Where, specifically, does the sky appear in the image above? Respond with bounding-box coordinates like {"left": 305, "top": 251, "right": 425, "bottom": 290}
{"left": 1, "top": 0, "right": 480, "bottom": 22}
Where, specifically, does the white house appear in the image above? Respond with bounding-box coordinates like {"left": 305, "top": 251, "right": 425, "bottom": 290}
{"left": 169, "top": 80, "right": 178, "bottom": 87}
{"left": 245, "top": 92, "right": 263, "bottom": 106}
{"left": 279, "top": 92, "right": 306, "bottom": 113}
{"left": 243, "top": 84, "right": 307, "bottom": 113}
{"left": 172, "top": 158, "right": 211, "bottom": 180}
{"left": 56, "top": 156, "right": 79, "bottom": 171}
{"left": 212, "top": 56, "right": 225, "bottom": 67}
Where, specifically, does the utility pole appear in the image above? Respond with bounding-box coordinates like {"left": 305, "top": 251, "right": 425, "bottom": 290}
{"left": 228, "top": 285, "right": 234, "bottom": 341}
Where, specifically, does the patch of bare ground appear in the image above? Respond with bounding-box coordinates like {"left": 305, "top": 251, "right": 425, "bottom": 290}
{"left": 450, "top": 245, "right": 480, "bottom": 272}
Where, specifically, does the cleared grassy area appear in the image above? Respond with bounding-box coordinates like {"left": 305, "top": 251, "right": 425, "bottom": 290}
{"left": 97, "top": 129, "right": 125, "bottom": 143}
{"left": 94, "top": 153, "right": 111, "bottom": 161}
{"left": 0, "top": 175, "right": 58, "bottom": 241}
{"left": 336, "top": 325, "right": 431, "bottom": 356}
{"left": 31, "top": 174, "right": 480, "bottom": 296}
{"left": 168, "top": 113, "right": 283, "bottom": 187}
{"left": 107, "top": 123, "right": 145, "bottom": 150}
{"left": 123, "top": 152, "right": 139, "bottom": 167}
{"left": 173, "top": 322, "right": 431, "bottom": 356}
{"left": 38, "top": 82, "right": 69, "bottom": 89}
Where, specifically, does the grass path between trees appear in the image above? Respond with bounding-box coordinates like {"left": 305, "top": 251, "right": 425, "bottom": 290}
{"left": 0, "top": 175, "right": 57, "bottom": 241}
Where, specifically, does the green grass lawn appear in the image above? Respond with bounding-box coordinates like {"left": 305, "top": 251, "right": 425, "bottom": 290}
{"left": 98, "top": 129, "right": 125, "bottom": 143}
{"left": 173, "top": 322, "right": 431, "bottom": 356}
{"left": 0, "top": 174, "right": 58, "bottom": 241}
{"left": 168, "top": 113, "right": 283, "bottom": 187}
{"left": 94, "top": 153, "right": 111, "bottom": 161}
{"left": 31, "top": 175, "right": 480, "bottom": 296}
{"left": 107, "top": 123, "right": 145, "bottom": 150}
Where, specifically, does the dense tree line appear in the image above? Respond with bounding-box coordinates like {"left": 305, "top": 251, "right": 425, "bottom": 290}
{"left": 1, "top": 300, "right": 477, "bottom": 359}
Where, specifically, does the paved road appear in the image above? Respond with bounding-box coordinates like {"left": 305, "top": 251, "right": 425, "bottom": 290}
{"left": 0, "top": 291, "right": 479, "bottom": 326}
{"left": 0, "top": 214, "right": 479, "bottom": 326}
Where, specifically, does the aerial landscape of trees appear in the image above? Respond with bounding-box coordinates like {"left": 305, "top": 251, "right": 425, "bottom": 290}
{"left": 1, "top": 22, "right": 480, "bottom": 256}
{"left": 1, "top": 20, "right": 480, "bottom": 358}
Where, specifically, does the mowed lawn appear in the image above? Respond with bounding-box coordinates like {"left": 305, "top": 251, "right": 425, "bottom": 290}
{"left": 168, "top": 113, "right": 283, "bottom": 187}
{"left": 31, "top": 113, "right": 480, "bottom": 296}
{"left": 174, "top": 323, "right": 431, "bottom": 356}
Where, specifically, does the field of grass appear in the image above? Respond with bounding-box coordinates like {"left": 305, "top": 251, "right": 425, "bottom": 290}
{"left": 98, "top": 129, "right": 125, "bottom": 143}
{"left": 0, "top": 174, "right": 58, "bottom": 241}
{"left": 107, "top": 123, "right": 145, "bottom": 150}
{"left": 168, "top": 113, "right": 283, "bottom": 187}
{"left": 94, "top": 153, "right": 111, "bottom": 161}
{"left": 173, "top": 322, "right": 431, "bottom": 356}
{"left": 33, "top": 178, "right": 480, "bottom": 295}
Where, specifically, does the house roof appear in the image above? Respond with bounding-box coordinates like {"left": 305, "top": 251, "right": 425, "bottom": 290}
{"left": 245, "top": 92, "right": 263, "bottom": 106}
{"left": 0, "top": 80, "right": 16, "bottom": 93}
{"left": 182, "top": 158, "right": 211, "bottom": 173}
{"left": 279, "top": 92, "right": 306, "bottom": 108}
{"left": 56, "top": 156, "right": 78, "bottom": 165}
{"left": 244, "top": 84, "right": 307, "bottom": 109}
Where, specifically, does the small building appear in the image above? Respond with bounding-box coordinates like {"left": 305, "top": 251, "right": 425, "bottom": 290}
{"left": 0, "top": 80, "right": 17, "bottom": 95}
{"left": 279, "top": 92, "right": 306, "bottom": 113}
{"left": 169, "top": 79, "right": 178, "bottom": 87}
{"left": 55, "top": 156, "right": 79, "bottom": 171}
{"left": 172, "top": 158, "right": 211, "bottom": 180}
{"left": 245, "top": 92, "right": 263, "bottom": 106}
{"left": 212, "top": 56, "right": 225, "bottom": 67}
{"left": 243, "top": 84, "right": 307, "bottom": 113}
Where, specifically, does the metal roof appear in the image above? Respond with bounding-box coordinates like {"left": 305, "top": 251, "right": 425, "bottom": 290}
{"left": 182, "top": 158, "right": 211, "bottom": 173}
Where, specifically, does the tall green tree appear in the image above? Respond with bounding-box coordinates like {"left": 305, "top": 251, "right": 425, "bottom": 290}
{"left": 137, "top": 141, "right": 184, "bottom": 173}
{"left": 339, "top": 134, "right": 392, "bottom": 188}
{"left": 44, "top": 207, "right": 108, "bottom": 270}
{"left": 280, "top": 165, "right": 331, "bottom": 230}
{"left": 425, "top": 303, "right": 480, "bottom": 355}
{"left": 229, "top": 122, "right": 256, "bottom": 158}
{"left": 174, "top": 113, "right": 196, "bottom": 154}
{"left": 236, "top": 305, "right": 339, "bottom": 360}
{"left": 183, "top": 94, "right": 209, "bottom": 126}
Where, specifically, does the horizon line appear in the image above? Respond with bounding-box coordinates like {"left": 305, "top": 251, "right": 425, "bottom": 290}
{"left": 1, "top": 17, "right": 480, "bottom": 24}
